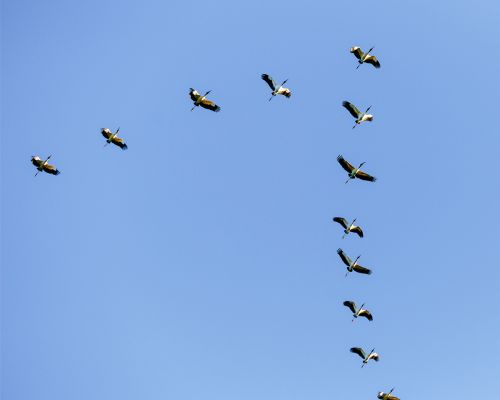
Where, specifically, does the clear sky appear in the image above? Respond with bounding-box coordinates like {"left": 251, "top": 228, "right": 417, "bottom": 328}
{"left": 2, "top": 0, "right": 500, "bottom": 399}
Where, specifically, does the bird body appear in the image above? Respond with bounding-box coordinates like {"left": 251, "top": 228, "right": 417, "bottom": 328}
{"left": 101, "top": 128, "right": 128, "bottom": 150}
{"left": 31, "top": 155, "right": 60, "bottom": 176}
{"left": 377, "top": 388, "right": 399, "bottom": 400}
{"left": 261, "top": 74, "right": 291, "bottom": 101}
{"left": 343, "top": 301, "right": 373, "bottom": 322}
{"left": 350, "top": 46, "right": 381, "bottom": 69}
{"left": 333, "top": 217, "right": 364, "bottom": 238}
{"left": 189, "top": 88, "right": 221, "bottom": 112}
{"left": 337, "top": 248, "right": 372, "bottom": 276}
{"left": 342, "top": 101, "right": 373, "bottom": 129}
{"left": 350, "top": 347, "right": 379, "bottom": 367}
{"left": 337, "top": 155, "right": 376, "bottom": 183}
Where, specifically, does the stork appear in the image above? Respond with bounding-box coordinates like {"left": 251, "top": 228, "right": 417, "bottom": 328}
{"left": 343, "top": 301, "right": 373, "bottom": 322}
{"left": 337, "top": 249, "right": 372, "bottom": 276}
{"left": 333, "top": 217, "right": 363, "bottom": 238}
{"left": 31, "top": 155, "right": 60, "bottom": 176}
{"left": 189, "top": 88, "right": 221, "bottom": 112}
{"left": 378, "top": 388, "right": 399, "bottom": 400}
{"left": 342, "top": 101, "right": 373, "bottom": 129}
{"left": 350, "top": 347, "right": 379, "bottom": 368}
{"left": 337, "top": 155, "right": 376, "bottom": 183}
{"left": 261, "top": 74, "right": 291, "bottom": 101}
{"left": 350, "top": 46, "right": 381, "bottom": 69}
{"left": 101, "top": 128, "right": 128, "bottom": 150}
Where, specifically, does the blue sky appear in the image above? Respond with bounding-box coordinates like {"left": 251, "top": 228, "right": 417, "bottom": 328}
{"left": 2, "top": 0, "right": 500, "bottom": 399}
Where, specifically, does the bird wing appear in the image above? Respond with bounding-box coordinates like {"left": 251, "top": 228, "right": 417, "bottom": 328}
{"left": 199, "top": 98, "right": 221, "bottom": 112}
{"left": 351, "top": 226, "right": 364, "bottom": 238}
{"left": 43, "top": 163, "right": 60, "bottom": 175}
{"left": 111, "top": 137, "right": 128, "bottom": 150}
{"left": 352, "top": 264, "right": 372, "bottom": 275}
{"left": 368, "top": 352, "right": 379, "bottom": 362}
{"left": 355, "top": 170, "right": 377, "bottom": 182}
{"left": 189, "top": 88, "right": 201, "bottom": 102}
{"left": 101, "top": 128, "right": 113, "bottom": 139}
{"left": 343, "top": 301, "right": 357, "bottom": 314}
{"left": 358, "top": 309, "right": 373, "bottom": 321}
{"left": 337, "top": 248, "right": 352, "bottom": 267}
{"left": 261, "top": 74, "right": 276, "bottom": 91}
{"left": 350, "top": 46, "right": 364, "bottom": 60}
{"left": 277, "top": 87, "right": 291, "bottom": 98}
{"left": 31, "top": 157, "right": 43, "bottom": 167}
{"left": 364, "top": 55, "right": 381, "bottom": 68}
{"left": 337, "top": 155, "right": 355, "bottom": 173}
{"left": 333, "top": 217, "right": 349, "bottom": 229}
{"left": 350, "top": 347, "right": 366, "bottom": 359}
{"left": 387, "top": 396, "right": 399, "bottom": 400}
{"left": 342, "top": 101, "right": 361, "bottom": 118}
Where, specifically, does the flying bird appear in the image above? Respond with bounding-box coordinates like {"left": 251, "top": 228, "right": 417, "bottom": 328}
{"left": 101, "top": 128, "right": 128, "bottom": 150}
{"left": 31, "top": 155, "right": 60, "bottom": 176}
{"left": 261, "top": 74, "right": 291, "bottom": 101}
{"left": 189, "top": 88, "right": 221, "bottom": 112}
{"left": 333, "top": 217, "right": 364, "bottom": 238}
{"left": 343, "top": 301, "right": 373, "bottom": 322}
{"left": 350, "top": 347, "right": 379, "bottom": 367}
{"left": 337, "top": 249, "right": 372, "bottom": 276}
{"left": 378, "top": 388, "right": 399, "bottom": 400}
{"left": 337, "top": 155, "right": 376, "bottom": 183}
{"left": 350, "top": 46, "right": 381, "bottom": 69}
{"left": 342, "top": 101, "right": 373, "bottom": 129}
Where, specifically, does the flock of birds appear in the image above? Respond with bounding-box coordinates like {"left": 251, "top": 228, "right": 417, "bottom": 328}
{"left": 30, "top": 45, "right": 400, "bottom": 399}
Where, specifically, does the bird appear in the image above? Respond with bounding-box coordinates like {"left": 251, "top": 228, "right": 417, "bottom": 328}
{"left": 337, "top": 249, "right": 372, "bottom": 277}
{"left": 261, "top": 74, "right": 291, "bottom": 101}
{"left": 189, "top": 88, "right": 221, "bottom": 112}
{"left": 350, "top": 347, "right": 379, "bottom": 367}
{"left": 378, "top": 388, "right": 399, "bottom": 400}
{"left": 333, "top": 217, "right": 364, "bottom": 238}
{"left": 337, "top": 155, "right": 376, "bottom": 184}
{"left": 31, "top": 155, "right": 60, "bottom": 176}
{"left": 343, "top": 301, "right": 373, "bottom": 322}
{"left": 101, "top": 128, "right": 128, "bottom": 150}
{"left": 350, "top": 46, "right": 381, "bottom": 69}
{"left": 342, "top": 101, "right": 373, "bottom": 129}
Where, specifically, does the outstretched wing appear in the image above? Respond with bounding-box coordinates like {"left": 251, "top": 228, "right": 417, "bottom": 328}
{"left": 352, "top": 264, "right": 372, "bottom": 275}
{"left": 333, "top": 217, "right": 349, "bottom": 229}
{"left": 351, "top": 226, "right": 364, "bottom": 238}
{"left": 43, "top": 163, "right": 60, "bottom": 175}
{"left": 355, "top": 170, "right": 377, "bottom": 182}
{"left": 387, "top": 395, "right": 400, "bottom": 400}
{"left": 350, "top": 46, "right": 364, "bottom": 60}
{"left": 342, "top": 101, "right": 361, "bottom": 118}
{"left": 337, "top": 248, "right": 352, "bottom": 267}
{"left": 358, "top": 309, "right": 373, "bottom": 321}
{"left": 261, "top": 74, "right": 276, "bottom": 91}
{"left": 337, "top": 155, "right": 355, "bottom": 173}
{"left": 189, "top": 88, "right": 201, "bottom": 102}
{"left": 31, "top": 156, "right": 43, "bottom": 168}
{"left": 111, "top": 137, "right": 128, "bottom": 150}
{"left": 364, "top": 55, "right": 381, "bottom": 68}
{"left": 350, "top": 347, "right": 366, "bottom": 359}
{"left": 101, "top": 128, "right": 113, "bottom": 139}
{"left": 199, "top": 98, "right": 221, "bottom": 112}
{"left": 343, "top": 301, "right": 357, "bottom": 314}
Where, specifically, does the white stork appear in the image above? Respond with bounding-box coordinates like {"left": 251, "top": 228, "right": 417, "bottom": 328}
{"left": 337, "top": 155, "right": 376, "bottom": 183}
{"left": 189, "top": 88, "right": 221, "bottom": 112}
{"left": 101, "top": 128, "right": 128, "bottom": 150}
{"left": 378, "top": 388, "right": 399, "bottom": 400}
{"left": 261, "top": 74, "right": 291, "bottom": 101}
{"left": 350, "top": 347, "right": 379, "bottom": 368}
{"left": 337, "top": 249, "right": 372, "bottom": 276}
{"left": 342, "top": 101, "right": 373, "bottom": 129}
{"left": 350, "top": 46, "right": 381, "bottom": 69}
{"left": 333, "top": 217, "right": 364, "bottom": 238}
{"left": 31, "top": 155, "right": 60, "bottom": 176}
{"left": 343, "top": 301, "right": 373, "bottom": 322}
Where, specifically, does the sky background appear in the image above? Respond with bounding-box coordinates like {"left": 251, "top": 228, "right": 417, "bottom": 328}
{"left": 2, "top": 0, "right": 500, "bottom": 399}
